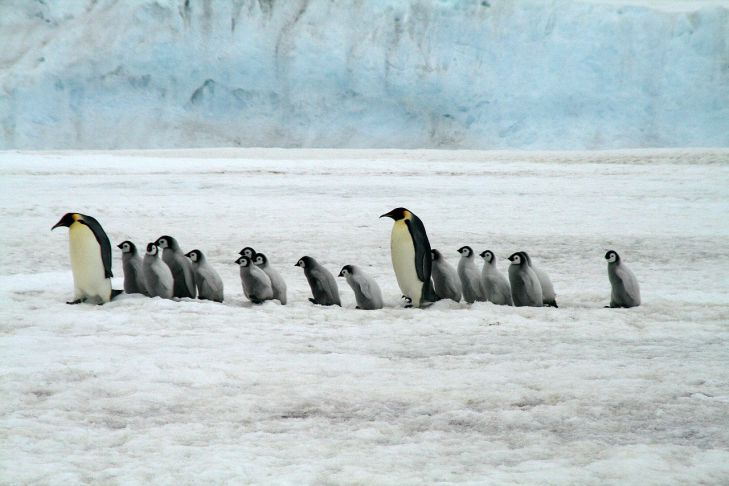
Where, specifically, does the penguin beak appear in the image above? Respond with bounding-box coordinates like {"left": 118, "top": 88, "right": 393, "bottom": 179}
{"left": 52, "top": 213, "right": 73, "bottom": 230}
{"left": 117, "top": 243, "right": 123, "bottom": 249}
{"left": 380, "top": 210, "right": 394, "bottom": 219}
{"left": 338, "top": 270, "right": 344, "bottom": 277}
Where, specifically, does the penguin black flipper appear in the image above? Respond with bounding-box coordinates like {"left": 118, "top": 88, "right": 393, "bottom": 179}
{"left": 79, "top": 214, "right": 113, "bottom": 278}
{"left": 405, "top": 217, "right": 437, "bottom": 303}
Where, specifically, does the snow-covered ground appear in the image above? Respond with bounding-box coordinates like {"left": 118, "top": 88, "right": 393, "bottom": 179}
{"left": 2, "top": 0, "right": 729, "bottom": 150}
{"left": 1, "top": 148, "right": 729, "bottom": 484}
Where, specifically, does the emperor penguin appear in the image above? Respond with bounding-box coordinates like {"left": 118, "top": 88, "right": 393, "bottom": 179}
{"left": 521, "top": 252, "right": 558, "bottom": 308}
{"left": 117, "top": 240, "right": 148, "bottom": 295}
{"left": 239, "top": 247, "right": 256, "bottom": 258}
{"left": 142, "top": 242, "right": 174, "bottom": 299}
{"left": 185, "top": 249, "right": 224, "bottom": 303}
{"left": 380, "top": 207, "right": 437, "bottom": 308}
{"left": 605, "top": 250, "right": 641, "bottom": 308}
{"left": 507, "top": 252, "right": 543, "bottom": 307}
{"left": 236, "top": 255, "right": 274, "bottom": 304}
{"left": 479, "top": 250, "right": 513, "bottom": 306}
{"left": 253, "top": 252, "right": 287, "bottom": 305}
{"left": 51, "top": 212, "right": 120, "bottom": 304}
{"left": 430, "top": 249, "right": 462, "bottom": 302}
{"left": 338, "top": 265, "right": 384, "bottom": 310}
{"left": 295, "top": 256, "right": 341, "bottom": 306}
{"left": 457, "top": 246, "right": 486, "bottom": 304}
{"left": 155, "top": 235, "right": 196, "bottom": 299}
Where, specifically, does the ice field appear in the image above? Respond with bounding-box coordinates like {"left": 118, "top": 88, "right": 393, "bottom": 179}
{"left": 1, "top": 149, "right": 729, "bottom": 483}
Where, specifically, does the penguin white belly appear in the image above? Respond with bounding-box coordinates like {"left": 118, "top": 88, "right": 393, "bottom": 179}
{"left": 391, "top": 222, "right": 423, "bottom": 306}
{"left": 69, "top": 222, "right": 111, "bottom": 302}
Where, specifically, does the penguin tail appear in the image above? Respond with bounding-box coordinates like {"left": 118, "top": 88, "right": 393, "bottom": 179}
{"left": 422, "top": 280, "right": 438, "bottom": 305}
{"left": 545, "top": 300, "right": 558, "bottom": 308}
{"left": 111, "top": 289, "right": 124, "bottom": 300}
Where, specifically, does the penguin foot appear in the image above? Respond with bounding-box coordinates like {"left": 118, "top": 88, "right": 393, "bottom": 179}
{"left": 66, "top": 298, "right": 85, "bottom": 305}
{"left": 308, "top": 298, "right": 318, "bottom": 305}
{"left": 111, "top": 289, "right": 123, "bottom": 300}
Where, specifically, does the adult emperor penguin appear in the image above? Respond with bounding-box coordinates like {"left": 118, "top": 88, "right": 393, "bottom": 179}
{"left": 295, "top": 256, "right": 341, "bottom": 306}
{"left": 117, "top": 240, "right": 148, "bottom": 295}
{"left": 520, "top": 252, "right": 558, "bottom": 308}
{"left": 380, "top": 207, "right": 437, "bottom": 308}
{"left": 479, "top": 250, "right": 513, "bottom": 306}
{"left": 254, "top": 252, "right": 287, "bottom": 305}
{"left": 605, "top": 250, "right": 641, "bottom": 308}
{"left": 155, "top": 235, "right": 196, "bottom": 299}
{"left": 430, "top": 249, "right": 462, "bottom": 302}
{"left": 457, "top": 246, "right": 486, "bottom": 304}
{"left": 338, "top": 265, "right": 384, "bottom": 310}
{"left": 507, "top": 252, "right": 543, "bottom": 307}
{"left": 52, "top": 212, "right": 120, "bottom": 304}
{"left": 236, "top": 255, "right": 274, "bottom": 304}
{"left": 186, "top": 249, "right": 224, "bottom": 303}
{"left": 142, "top": 242, "right": 174, "bottom": 299}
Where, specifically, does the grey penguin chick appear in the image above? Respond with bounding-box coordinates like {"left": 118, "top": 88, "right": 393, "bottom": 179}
{"left": 338, "top": 265, "right": 384, "bottom": 310}
{"left": 186, "top": 249, "right": 224, "bottom": 303}
{"left": 156, "top": 235, "right": 196, "bottom": 299}
{"left": 254, "top": 252, "right": 287, "bottom": 305}
{"left": 236, "top": 255, "right": 273, "bottom": 304}
{"left": 430, "top": 249, "right": 462, "bottom": 302}
{"left": 507, "top": 252, "right": 543, "bottom": 307}
{"left": 295, "top": 256, "right": 341, "bottom": 306}
{"left": 521, "top": 252, "right": 557, "bottom": 307}
{"left": 457, "top": 246, "right": 486, "bottom": 304}
{"left": 118, "top": 240, "right": 148, "bottom": 295}
{"left": 142, "top": 243, "right": 174, "bottom": 299}
{"left": 605, "top": 250, "right": 641, "bottom": 308}
{"left": 239, "top": 247, "right": 256, "bottom": 258}
{"left": 479, "top": 250, "right": 513, "bottom": 306}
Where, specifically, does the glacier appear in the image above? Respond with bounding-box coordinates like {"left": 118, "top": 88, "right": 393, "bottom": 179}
{"left": 1, "top": 0, "right": 728, "bottom": 150}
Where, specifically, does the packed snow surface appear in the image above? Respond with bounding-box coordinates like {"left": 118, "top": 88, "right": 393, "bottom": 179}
{"left": 2, "top": 0, "right": 729, "bottom": 150}
{"left": 1, "top": 148, "right": 729, "bottom": 483}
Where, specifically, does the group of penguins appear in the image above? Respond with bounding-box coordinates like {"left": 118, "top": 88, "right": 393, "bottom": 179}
{"left": 51, "top": 208, "right": 641, "bottom": 309}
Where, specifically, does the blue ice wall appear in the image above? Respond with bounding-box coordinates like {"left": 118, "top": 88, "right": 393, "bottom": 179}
{"left": 1, "top": 0, "right": 728, "bottom": 149}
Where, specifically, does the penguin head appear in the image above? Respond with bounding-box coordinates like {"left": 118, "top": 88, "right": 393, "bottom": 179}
{"left": 145, "top": 243, "right": 159, "bottom": 256}
{"left": 431, "top": 249, "right": 442, "bottom": 261}
{"left": 380, "top": 207, "right": 411, "bottom": 221}
{"left": 480, "top": 250, "right": 494, "bottom": 263}
{"left": 52, "top": 212, "right": 82, "bottom": 230}
{"left": 185, "top": 249, "right": 203, "bottom": 262}
{"left": 458, "top": 246, "right": 473, "bottom": 257}
{"left": 235, "top": 255, "right": 251, "bottom": 267}
{"left": 155, "top": 235, "right": 178, "bottom": 250}
{"left": 254, "top": 253, "right": 268, "bottom": 266}
{"left": 605, "top": 250, "right": 620, "bottom": 263}
{"left": 239, "top": 247, "right": 256, "bottom": 258}
{"left": 507, "top": 252, "right": 523, "bottom": 265}
{"left": 295, "top": 256, "right": 315, "bottom": 269}
{"left": 338, "top": 265, "right": 354, "bottom": 277}
{"left": 117, "top": 240, "right": 137, "bottom": 254}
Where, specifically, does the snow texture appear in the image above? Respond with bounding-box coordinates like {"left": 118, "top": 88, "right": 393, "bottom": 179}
{"left": 1, "top": 148, "right": 729, "bottom": 483}
{"left": 1, "top": 0, "right": 729, "bottom": 150}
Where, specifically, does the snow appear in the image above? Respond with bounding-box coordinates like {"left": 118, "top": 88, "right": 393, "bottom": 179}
{"left": 1, "top": 148, "right": 729, "bottom": 483}
{"left": 2, "top": 0, "right": 729, "bottom": 150}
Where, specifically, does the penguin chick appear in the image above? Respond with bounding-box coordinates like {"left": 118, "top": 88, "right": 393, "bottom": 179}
{"left": 520, "top": 252, "right": 557, "bottom": 307}
{"left": 253, "top": 253, "right": 287, "bottom": 305}
{"left": 186, "top": 249, "right": 224, "bottom": 303}
{"left": 142, "top": 243, "right": 174, "bottom": 299}
{"left": 507, "top": 252, "right": 543, "bottom": 307}
{"left": 479, "top": 250, "right": 513, "bottom": 306}
{"left": 51, "top": 212, "right": 119, "bottom": 305}
{"left": 457, "top": 246, "right": 486, "bottom": 304}
{"left": 605, "top": 250, "right": 641, "bottom": 308}
{"left": 118, "top": 240, "right": 148, "bottom": 295}
{"left": 380, "top": 207, "right": 437, "bottom": 308}
{"left": 239, "top": 247, "right": 256, "bottom": 258}
{"left": 430, "top": 249, "right": 462, "bottom": 302}
{"left": 155, "top": 235, "right": 196, "bottom": 299}
{"left": 236, "top": 255, "right": 273, "bottom": 304}
{"left": 295, "top": 256, "right": 341, "bottom": 306}
{"left": 338, "top": 265, "right": 384, "bottom": 310}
